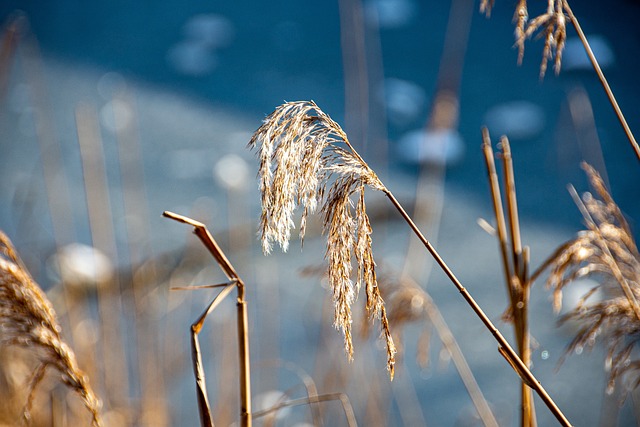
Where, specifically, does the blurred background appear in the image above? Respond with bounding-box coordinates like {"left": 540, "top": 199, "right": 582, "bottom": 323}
{"left": 0, "top": 0, "right": 639, "bottom": 425}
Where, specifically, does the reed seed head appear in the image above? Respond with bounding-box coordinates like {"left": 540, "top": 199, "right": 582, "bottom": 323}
{"left": 545, "top": 163, "right": 640, "bottom": 394}
{"left": 480, "top": 0, "right": 495, "bottom": 17}
{"left": 0, "top": 232, "right": 102, "bottom": 426}
{"left": 249, "top": 101, "right": 396, "bottom": 378}
{"left": 518, "top": 0, "right": 567, "bottom": 78}
{"left": 493, "top": 0, "right": 568, "bottom": 77}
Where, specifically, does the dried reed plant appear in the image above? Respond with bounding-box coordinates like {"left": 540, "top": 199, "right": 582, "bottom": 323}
{"left": 532, "top": 163, "right": 640, "bottom": 394}
{"left": 481, "top": 0, "right": 640, "bottom": 160}
{"left": 249, "top": 100, "right": 395, "bottom": 378}
{"left": 163, "top": 211, "right": 252, "bottom": 427}
{"left": 482, "top": 130, "right": 537, "bottom": 427}
{"left": 250, "top": 101, "right": 571, "bottom": 425}
{"left": 0, "top": 231, "right": 102, "bottom": 426}
{"left": 482, "top": 0, "right": 566, "bottom": 78}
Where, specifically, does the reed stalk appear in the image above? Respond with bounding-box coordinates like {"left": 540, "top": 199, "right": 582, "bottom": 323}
{"left": 250, "top": 100, "right": 572, "bottom": 426}
{"left": 163, "top": 211, "right": 252, "bottom": 427}
{"left": 76, "top": 103, "right": 129, "bottom": 407}
{"left": 562, "top": 1, "right": 640, "bottom": 162}
{"left": 482, "top": 129, "right": 536, "bottom": 427}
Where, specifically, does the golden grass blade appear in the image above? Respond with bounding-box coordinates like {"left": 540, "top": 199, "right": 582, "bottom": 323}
{"left": 482, "top": 129, "right": 536, "bottom": 427}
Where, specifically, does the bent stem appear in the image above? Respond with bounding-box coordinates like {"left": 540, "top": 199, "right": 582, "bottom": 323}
{"left": 252, "top": 392, "right": 357, "bottom": 427}
{"left": 563, "top": 1, "right": 640, "bottom": 162}
{"left": 163, "top": 211, "right": 252, "bottom": 427}
{"left": 381, "top": 190, "right": 572, "bottom": 427}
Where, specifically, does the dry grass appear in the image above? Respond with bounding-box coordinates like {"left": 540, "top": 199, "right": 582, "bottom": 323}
{"left": 481, "top": 130, "right": 537, "bottom": 427}
{"left": 249, "top": 100, "right": 396, "bottom": 379}
{"left": 482, "top": 0, "right": 566, "bottom": 78}
{"left": 250, "top": 100, "right": 573, "bottom": 426}
{"left": 0, "top": 232, "right": 102, "bottom": 426}
{"left": 532, "top": 163, "right": 640, "bottom": 395}
{"left": 483, "top": 0, "right": 640, "bottom": 160}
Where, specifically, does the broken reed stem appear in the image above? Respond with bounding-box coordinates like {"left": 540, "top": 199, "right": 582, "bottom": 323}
{"left": 563, "top": 1, "right": 640, "bottom": 162}
{"left": 191, "top": 282, "right": 236, "bottom": 427}
{"left": 482, "top": 129, "right": 536, "bottom": 427}
{"left": 163, "top": 211, "right": 252, "bottom": 427}
{"left": 381, "top": 190, "right": 572, "bottom": 427}
{"left": 500, "top": 137, "right": 523, "bottom": 275}
{"left": 482, "top": 130, "right": 513, "bottom": 292}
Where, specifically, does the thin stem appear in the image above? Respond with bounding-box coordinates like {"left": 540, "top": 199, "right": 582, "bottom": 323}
{"left": 482, "top": 129, "right": 513, "bottom": 294}
{"left": 414, "top": 280, "right": 499, "bottom": 427}
{"left": 563, "top": 1, "right": 640, "bottom": 162}
{"left": 497, "top": 135, "right": 535, "bottom": 427}
{"left": 482, "top": 131, "right": 536, "bottom": 427}
{"left": 191, "top": 283, "right": 236, "bottom": 427}
{"left": 500, "top": 137, "right": 523, "bottom": 278}
{"left": 252, "top": 393, "right": 357, "bottom": 427}
{"left": 164, "top": 211, "right": 252, "bottom": 427}
{"left": 381, "top": 190, "right": 572, "bottom": 426}
{"left": 237, "top": 284, "right": 251, "bottom": 427}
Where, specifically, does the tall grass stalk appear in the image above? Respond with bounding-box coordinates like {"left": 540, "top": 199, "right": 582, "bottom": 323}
{"left": 76, "top": 103, "right": 130, "bottom": 407}
{"left": 482, "top": 129, "right": 535, "bottom": 427}
{"left": 250, "top": 100, "right": 572, "bottom": 426}
{"left": 562, "top": 2, "right": 640, "bottom": 161}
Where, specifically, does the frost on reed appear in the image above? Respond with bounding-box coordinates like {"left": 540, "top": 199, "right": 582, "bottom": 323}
{"left": 0, "top": 232, "right": 101, "bottom": 426}
{"left": 248, "top": 100, "right": 396, "bottom": 378}
{"left": 540, "top": 163, "right": 640, "bottom": 394}
{"left": 482, "top": 0, "right": 567, "bottom": 78}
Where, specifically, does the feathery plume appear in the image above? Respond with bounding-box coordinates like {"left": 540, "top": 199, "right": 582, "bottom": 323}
{"left": 249, "top": 100, "right": 395, "bottom": 378}
{"left": 0, "top": 232, "right": 102, "bottom": 426}
{"left": 542, "top": 163, "right": 640, "bottom": 394}
{"left": 480, "top": 0, "right": 495, "bottom": 17}
{"left": 514, "top": 0, "right": 567, "bottom": 78}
